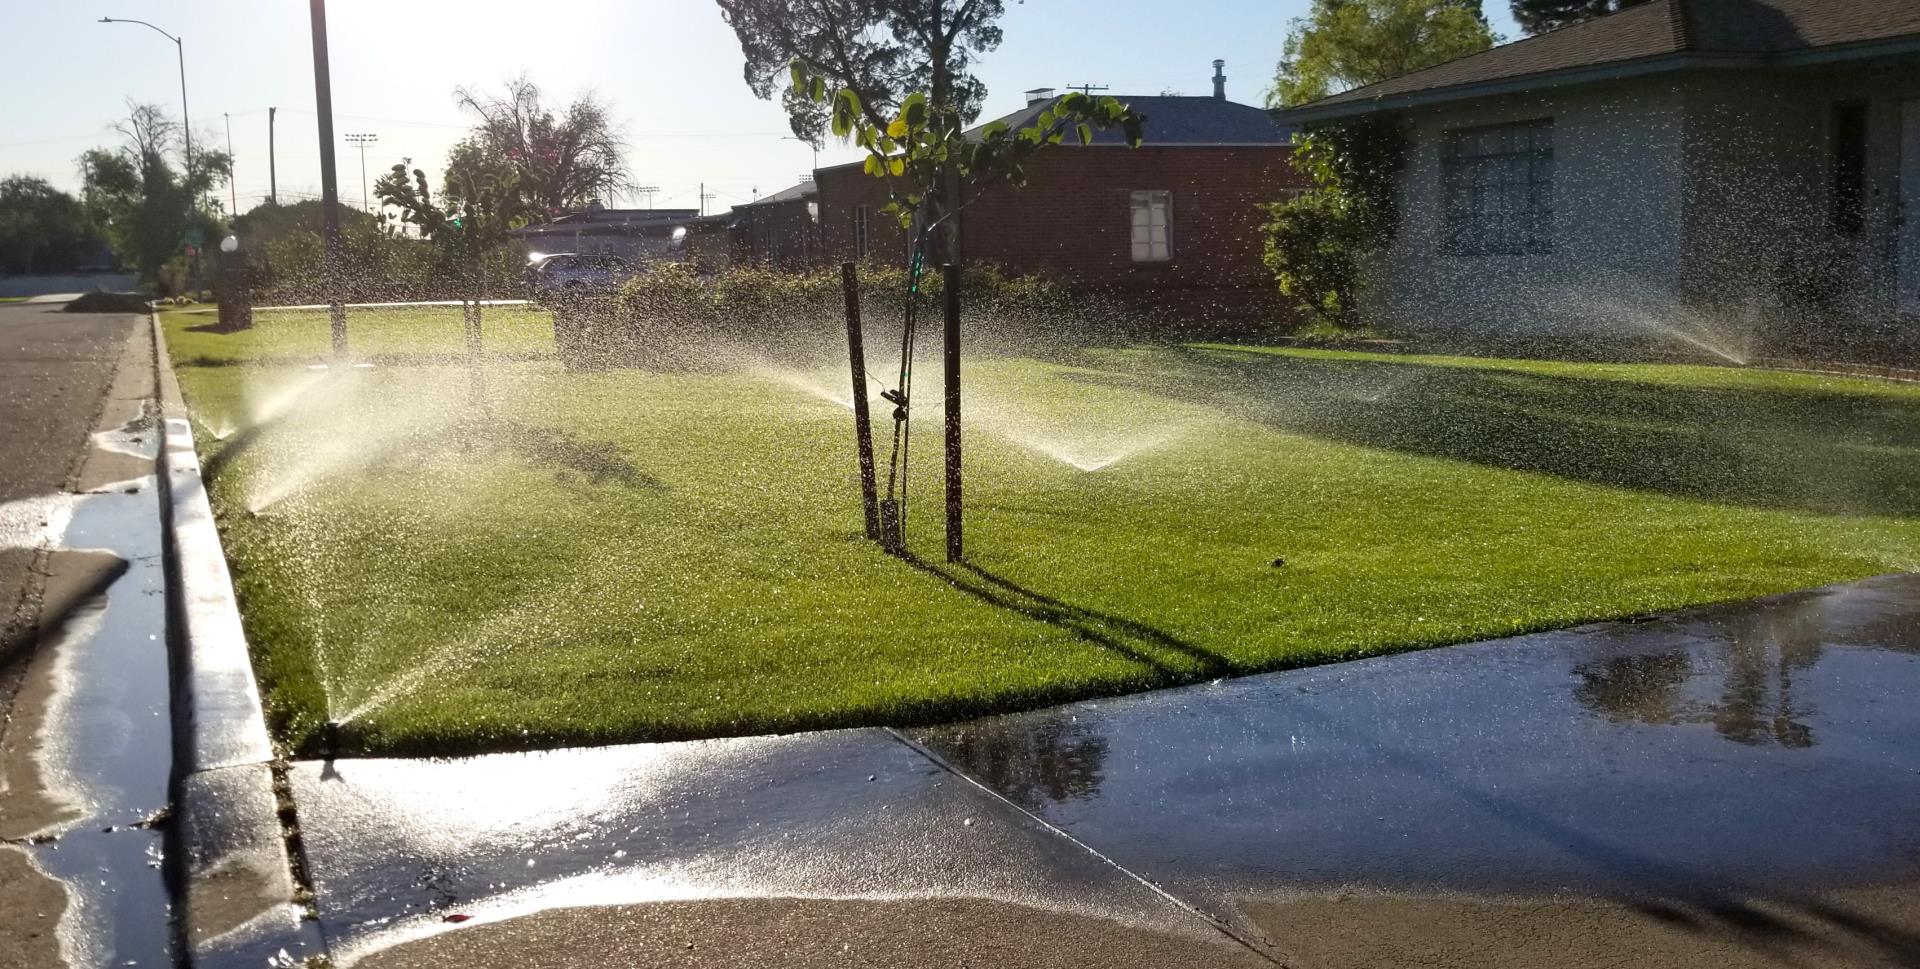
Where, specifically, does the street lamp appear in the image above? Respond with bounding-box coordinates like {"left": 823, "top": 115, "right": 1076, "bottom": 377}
{"left": 343, "top": 133, "right": 378, "bottom": 211}
{"left": 100, "top": 17, "right": 194, "bottom": 242}
{"left": 782, "top": 136, "right": 821, "bottom": 174}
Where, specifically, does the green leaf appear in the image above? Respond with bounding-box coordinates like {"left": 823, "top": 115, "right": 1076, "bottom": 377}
{"left": 1076, "top": 123, "right": 1093, "bottom": 146}
{"left": 887, "top": 117, "right": 909, "bottom": 139}
{"left": 888, "top": 157, "right": 905, "bottom": 176}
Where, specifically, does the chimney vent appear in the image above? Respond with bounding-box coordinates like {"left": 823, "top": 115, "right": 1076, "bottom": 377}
{"left": 1212, "top": 60, "right": 1227, "bottom": 100}
{"left": 1024, "top": 87, "right": 1056, "bottom": 106}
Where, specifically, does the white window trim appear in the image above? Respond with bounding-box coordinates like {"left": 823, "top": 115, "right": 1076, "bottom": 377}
{"left": 1131, "top": 190, "right": 1173, "bottom": 263}
{"left": 853, "top": 205, "right": 872, "bottom": 259}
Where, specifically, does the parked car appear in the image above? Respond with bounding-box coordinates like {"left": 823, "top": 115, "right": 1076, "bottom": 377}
{"left": 525, "top": 253, "right": 637, "bottom": 301}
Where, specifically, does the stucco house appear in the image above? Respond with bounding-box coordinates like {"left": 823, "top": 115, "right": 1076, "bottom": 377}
{"left": 1278, "top": 0, "right": 1920, "bottom": 352}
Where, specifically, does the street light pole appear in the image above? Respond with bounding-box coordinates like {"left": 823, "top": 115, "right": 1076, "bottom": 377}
{"left": 782, "top": 135, "right": 820, "bottom": 174}
{"left": 343, "top": 133, "right": 378, "bottom": 211}
{"left": 224, "top": 112, "right": 236, "bottom": 215}
{"left": 99, "top": 17, "right": 194, "bottom": 250}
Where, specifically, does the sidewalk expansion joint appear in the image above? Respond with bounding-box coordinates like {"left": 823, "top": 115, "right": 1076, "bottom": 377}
{"left": 882, "top": 726, "right": 1292, "bottom": 967}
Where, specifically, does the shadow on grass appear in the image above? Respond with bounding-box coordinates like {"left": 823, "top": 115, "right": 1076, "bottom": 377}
{"left": 901, "top": 554, "right": 1235, "bottom": 681}
{"left": 1091, "top": 346, "right": 1920, "bottom": 519}
{"left": 204, "top": 412, "right": 661, "bottom": 491}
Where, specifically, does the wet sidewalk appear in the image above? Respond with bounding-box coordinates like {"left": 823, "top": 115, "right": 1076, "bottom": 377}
{"left": 291, "top": 573, "right": 1920, "bottom": 968}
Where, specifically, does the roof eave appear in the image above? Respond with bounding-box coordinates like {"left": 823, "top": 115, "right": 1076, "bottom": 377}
{"left": 1777, "top": 34, "right": 1920, "bottom": 68}
{"left": 1276, "top": 50, "right": 1762, "bottom": 124}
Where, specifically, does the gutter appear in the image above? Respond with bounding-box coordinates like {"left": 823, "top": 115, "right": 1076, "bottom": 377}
{"left": 153, "top": 312, "right": 329, "bottom": 967}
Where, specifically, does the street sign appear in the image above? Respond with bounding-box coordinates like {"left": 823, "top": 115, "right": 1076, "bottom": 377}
{"left": 184, "top": 226, "right": 206, "bottom": 246}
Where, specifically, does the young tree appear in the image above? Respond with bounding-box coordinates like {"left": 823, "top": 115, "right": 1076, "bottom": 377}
{"left": 1511, "top": 0, "right": 1651, "bottom": 35}
{"left": 447, "top": 77, "right": 630, "bottom": 219}
{"left": 1268, "top": 0, "right": 1496, "bottom": 108}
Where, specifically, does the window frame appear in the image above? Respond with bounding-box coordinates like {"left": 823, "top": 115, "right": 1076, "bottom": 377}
{"left": 1441, "top": 118, "right": 1555, "bottom": 257}
{"left": 1830, "top": 101, "right": 1868, "bottom": 237}
{"left": 1130, "top": 190, "right": 1173, "bottom": 263}
{"left": 853, "top": 205, "right": 871, "bottom": 259}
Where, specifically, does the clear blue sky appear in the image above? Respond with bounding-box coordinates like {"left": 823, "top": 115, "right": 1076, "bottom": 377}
{"left": 0, "top": 1, "right": 1520, "bottom": 215}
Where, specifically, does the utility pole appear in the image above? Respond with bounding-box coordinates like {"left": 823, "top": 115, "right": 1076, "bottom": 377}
{"left": 224, "top": 112, "right": 236, "bottom": 215}
{"left": 308, "top": 0, "right": 348, "bottom": 356}
{"left": 343, "top": 133, "right": 378, "bottom": 210}
{"left": 267, "top": 107, "right": 278, "bottom": 205}
{"left": 699, "top": 183, "right": 715, "bottom": 216}
{"left": 633, "top": 185, "right": 659, "bottom": 211}
{"left": 1067, "top": 83, "right": 1109, "bottom": 96}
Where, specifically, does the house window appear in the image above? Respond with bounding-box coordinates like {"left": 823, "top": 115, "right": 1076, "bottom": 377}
{"left": 853, "top": 205, "right": 871, "bottom": 259}
{"left": 1831, "top": 101, "right": 1868, "bottom": 237}
{"left": 1131, "top": 191, "right": 1172, "bottom": 262}
{"left": 1443, "top": 119, "right": 1554, "bottom": 256}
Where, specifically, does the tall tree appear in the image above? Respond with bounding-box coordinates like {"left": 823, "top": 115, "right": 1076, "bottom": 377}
{"left": 446, "top": 77, "right": 629, "bottom": 219}
{"left": 1510, "top": 0, "right": 1651, "bottom": 35}
{"left": 1268, "top": 0, "right": 1496, "bottom": 108}
{"left": 0, "top": 177, "right": 100, "bottom": 275}
{"left": 716, "top": 0, "right": 1004, "bottom": 148}
{"left": 80, "top": 102, "right": 230, "bottom": 290}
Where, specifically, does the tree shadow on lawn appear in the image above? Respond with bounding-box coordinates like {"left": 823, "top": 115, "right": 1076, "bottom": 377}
{"left": 203, "top": 412, "right": 661, "bottom": 491}
{"left": 1087, "top": 347, "right": 1920, "bottom": 520}
{"left": 900, "top": 553, "right": 1236, "bottom": 681}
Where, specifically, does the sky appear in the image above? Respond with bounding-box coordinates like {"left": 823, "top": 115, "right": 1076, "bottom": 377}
{"left": 0, "top": 1, "right": 1521, "bottom": 217}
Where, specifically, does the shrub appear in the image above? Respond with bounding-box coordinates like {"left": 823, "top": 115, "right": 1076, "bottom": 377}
{"left": 1262, "top": 189, "right": 1368, "bottom": 329}
{"left": 562, "top": 261, "right": 1082, "bottom": 369}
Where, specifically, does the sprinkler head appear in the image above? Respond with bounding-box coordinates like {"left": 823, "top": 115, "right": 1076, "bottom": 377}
{"left": 322, "top": 720, "right": 344, "bottom": 759}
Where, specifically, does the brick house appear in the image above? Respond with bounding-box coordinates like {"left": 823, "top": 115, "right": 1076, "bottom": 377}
{"left": 812, "top": 64, "right": 1303, "bottom": 319}
{"left": 1276, "top": 0, "right": 1920, "bottom": 349}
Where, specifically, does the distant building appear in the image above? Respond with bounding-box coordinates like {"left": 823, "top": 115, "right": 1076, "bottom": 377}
{"left": 1276, "top": 0, "right": 1920, "bottom": 346}
{"left": 726, "top": 181, "right": 824, "bottom": 270}
{"left": 813, "top": 62, "right": 1304, "bottom": 320}
{"left": 509, "top": 203, "right": 698, "bottom": 262}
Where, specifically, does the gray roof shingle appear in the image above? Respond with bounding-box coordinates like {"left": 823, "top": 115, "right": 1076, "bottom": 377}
{"left": 973, "top": 95, "right": 1293, "bottom": 146}
{"left": 1288, "top": 0, "right": 1920, "bottom": 118}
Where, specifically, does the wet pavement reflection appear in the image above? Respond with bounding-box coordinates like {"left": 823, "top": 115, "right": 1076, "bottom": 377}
{"left": 912, "top": 574, "right": 1920, "bottom": 964}
{"left": 3, "top": 486, "right": 178, "bottom": 968}
{"left": 290, "top": 728, "right": 1244, "bottom": 964}
{"left": 293, "top": 574, "right": 1920, "bottom": 967}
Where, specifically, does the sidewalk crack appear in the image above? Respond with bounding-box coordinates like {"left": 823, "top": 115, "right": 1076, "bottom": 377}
{"left": 883, "top": 726, "right": 1291, "bottom": 967}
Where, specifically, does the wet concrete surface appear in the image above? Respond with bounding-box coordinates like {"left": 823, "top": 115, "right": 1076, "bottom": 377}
{"left": 0, "top": 314, "right": 176, "bottom": 968}
{"left": 911, "top": 573, "right": 1920, "bottom": 967}
{"left": 292, "top": 574, "right": 1920, "bottom": 967}
{"left": 290, "top": 728, "right": 1261, "bottom": 966}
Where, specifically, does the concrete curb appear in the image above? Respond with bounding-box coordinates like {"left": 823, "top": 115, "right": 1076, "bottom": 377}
{"left": 152, "top": 312, "right": 328, "bottom": 967}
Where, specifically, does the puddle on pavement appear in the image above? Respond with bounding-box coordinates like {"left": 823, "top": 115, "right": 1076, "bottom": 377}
{"left": 1, "top": 482, "right": 176, "bottom": 968}
{"left": 907, "top": 574, "right": 1920, "bottom": 957}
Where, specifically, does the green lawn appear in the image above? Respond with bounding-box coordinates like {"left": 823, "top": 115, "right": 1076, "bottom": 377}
{"left": 160, "top": 308, "right": 1920, "bottom": 756}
